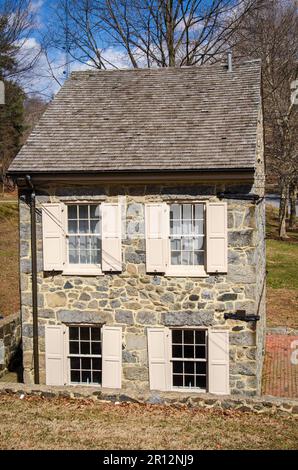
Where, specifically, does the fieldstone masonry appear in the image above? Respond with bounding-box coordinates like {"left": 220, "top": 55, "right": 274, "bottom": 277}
{"left": 19, "top": 177, "right": 266, "bottom": 396}
{"left": 0, "top": 313, "right": 21, "bottom": 378}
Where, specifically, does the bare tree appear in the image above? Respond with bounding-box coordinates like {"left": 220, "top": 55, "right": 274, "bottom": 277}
{"left": 47, "top": 0, "right": 261, "bottom": 70}
{"left": 234, "top": 0, "right": 298, "bottom": 238}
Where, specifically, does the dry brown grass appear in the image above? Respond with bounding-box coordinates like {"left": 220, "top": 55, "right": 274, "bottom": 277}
{"left": 267, "top": 288, "right": 298, "bottom": 329}
{"left": 0, "top": 395, "right": 297, "bottom": 450}
{"left": 0, "top": 201, "right": 19, "bottom": 317}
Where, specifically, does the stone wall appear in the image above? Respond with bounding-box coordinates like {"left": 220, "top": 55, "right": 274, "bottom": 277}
{"left": 0, "top": 313, "right": 21, "bottom": 378}
{"left": 19, "top": 179, "right": 266, "bottom": 395}
{"left": 1, "top": 382, "right": 297, "bottom": 416}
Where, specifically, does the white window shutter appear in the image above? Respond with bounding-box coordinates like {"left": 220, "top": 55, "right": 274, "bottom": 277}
{"left": 102, "top": 325, "right": 122, "bottom": 389}
{"left": 147, "top": 327, "right": 170, "bottom": 391}
{"left": 206, "top": 202, "right": 227, "bottom": 273}
{"left": 45, "top": 324, "right": 66, "bottom": 386}
{"left": 208, "top": 329, "right": 230, "bottom": 395}
{"left": 145, "top": 203, "right": 167, "bottom": 273}
{"left": 102, "top": 203, "right": 122, "bottom": 272}
{"left": 42, "top": 203, "right": 65, "bottom": 271}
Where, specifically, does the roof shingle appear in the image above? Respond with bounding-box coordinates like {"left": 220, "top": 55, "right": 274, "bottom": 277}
{"left": 9, "top": 60, "right": 262, "bottom": 174}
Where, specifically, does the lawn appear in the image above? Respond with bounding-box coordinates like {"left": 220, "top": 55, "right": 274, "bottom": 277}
{"left": 266, "top": 205, "right": 298, "bottom": 328}
{"left": 0, "top": 193, "right": 19, "bottom": 318}
{"left": 0, "top": 395, "right": 297, "bottom": 450}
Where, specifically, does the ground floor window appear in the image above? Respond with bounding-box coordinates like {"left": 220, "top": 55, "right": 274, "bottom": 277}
{"left": 68, "top": 325, "right": 102, "bottom": 385}
{"left": 171, "top": 329, "right": 207, "bottom": 390}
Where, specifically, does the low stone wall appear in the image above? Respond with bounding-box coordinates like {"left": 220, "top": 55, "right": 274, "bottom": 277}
{"left": 0, "top": 382, "right": 297, "bottom": 416}
{"left": 266, "top": 327, "right": 298, "bottom": 336}
{"left": 0, "top": 313, "right": 21, "bottom": 378}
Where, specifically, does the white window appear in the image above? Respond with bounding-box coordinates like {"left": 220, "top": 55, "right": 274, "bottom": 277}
{"left": 41, "top": 201, "right": 122, "bottom": 275}
{"left": 45, "top": 324, "right": 122, "bottom": 388}
{"left": 171, "top": 329, "right": 207, "bottom": 390}
{"left": 147, "top": 327, "right": 229, "bottom": 394}
{"left": 68, "top": 325, "right": 102, "bottom": 385}
{"left": 67, "top": 204, "right": 101, "bottom": 268}
{"left": 167, "top": 203, "right": 206, "bottom": 276}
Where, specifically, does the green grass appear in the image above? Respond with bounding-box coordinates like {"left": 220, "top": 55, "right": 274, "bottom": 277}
{"left": 267, "top": 239, "right": 298, "bottom": 289}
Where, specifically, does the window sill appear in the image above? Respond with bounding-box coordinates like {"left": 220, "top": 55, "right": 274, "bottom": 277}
{"left": 62, "top": 267, "right": 104, "bottom": 276}
{"left": 171, "top": 387, "right": 206, "bottom": 393}
{"left": 165, "top": 267, "right": 208, "bottom": 278}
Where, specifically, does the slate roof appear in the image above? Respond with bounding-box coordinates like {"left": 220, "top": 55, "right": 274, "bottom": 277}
{"left": 9, "top": 60, "right": 262, "bottom": 174}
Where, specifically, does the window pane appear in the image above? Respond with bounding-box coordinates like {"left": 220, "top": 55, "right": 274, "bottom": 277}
{"left": 184, "top": 345, "right": 194, "bottom": 358}
{"left": 195, "top": 346, "right": 205, "bottom": 358}
{"left": 81, "top": 342, "right": 90, "bottom": 355}
{"left": 69, "top": 236, "right": 79, "bottom": 250}
{"left": 79, "top": 219, "right": 89, "bottom": 233}
{"left": 194, "top": 237, "right": 204, "bottom": 250}
{"left": 194, "top": 220, "right": 204, "bottom": 235}
{"left": 185, "top": 362, "right": 195, "bottom": 374}
{"left": 172, "top": 345, "right": 183, "bottom": 358}
{"left": 195, "top": 330, "right": 206, "bottom": 345}
{"left": 82, "top": 371, "right": 92, "bottom": 383}
{"left": 69, "top": 341, "right": 79, "bottom": 354}
{"left": 81, "top": 357, "right": 91, "bottom": 370}
{"left": 181, "top": 251, "right": 192, "bottom": 265}
{"left": 91, "top": 328, "right": 101, "bottom": 341}
{"left": 173, "top": 361, "right": 183, "bottom": 373}
{"left": 70, "top": 357, "right": 80, "bottom": 369}
{"left": 90, "top": 220, "right": 100, "bottom": 233}
{"left": 170, "top": 204, "right": 180, "bottom": 220}
{"left": 69, "top": 327, "right": 79, "bottom": 340}
{"left": 182, "top": 219, "right": 192, "bottom": 235}
{"left": 171, "top": 251, "right": 181, "bottom": 265}
{"left": 70, "top": 370, "right": 80, "bottom": 383}
{"left": 80, "top": 250, "right": 90, "bottom": 264}
{"left": 69, "top": 250, "right": 79, "bottom": 264}
{"left": 171, "top": 238, "right": 181, "bottom": 251}
{"left": 92, "top": 371, "right": 101, "bottom": 384}
{"left": 68, "top": 205, "right": 77, "bottom": 219}
{"left": 80, "top": 327, "right": 90, "bottom": 341}
{"left": 79, "top": 205, "right": 88, "bottom": 219}
{"left": 173, "top": 375, "right": 183, "bottom": 387}
{"left": 172, "top": 330, "right": 182, "bottom": 344}
{"left": 79, "top": 236, "right": 89, "bottom": 250}
{"left": 184, "top": 329, "right": 194, "bottom": 344}
{"left": 182, "top": 238, "right": 193, "bottom": 251}
{"left": 92, "top": 357, "right": 102, "bottom": 372}
{"left": 90, "top": 251, "right": 100, "bottom": 264}
{"left": 68, "top": 220, "right": 78, "bottom": 233}
{"left": 170, "top": 219, "right": 180, "bottom": 235}
{"left": 182, "top": 204, "right": 192, "bottom": 220}
{"left": 194, "top": 252, "right": 204, "bottom": 265}
{"left": 196, "top": 362, "right": 206, "bottom": 375}
{"left": 195, "top": 375, "right": 206, "bottom": 389}
{"left": 91, "top": 342, "right": 101, "bottom": 355}
{"left": 194, "top": 204, "right": 204, "bottom": 219}
{"left": 90, "top": 205, "right": 100, "bottom": 218}
{"left": 185, "top": 375, "right": 195, "bottom": 387}
{"left": 91, "top": 237, "right": 101, "bottom": 250}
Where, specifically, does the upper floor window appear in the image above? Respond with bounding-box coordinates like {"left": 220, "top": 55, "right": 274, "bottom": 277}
{"left": 67, "top": 204, "right": 101, "bottom": 266}
{"left": 168, "top": 203, "right": 205, "bottom": 273}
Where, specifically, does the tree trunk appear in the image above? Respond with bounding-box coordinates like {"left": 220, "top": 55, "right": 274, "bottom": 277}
{"left": 289, "top": 184, "right": 297, "bottom": 229}
{"left": 279, "top": 183, "right": 289, "bottom": 238}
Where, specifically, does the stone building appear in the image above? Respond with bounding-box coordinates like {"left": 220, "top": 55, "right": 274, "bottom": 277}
{"left": 8, "top": 60, "right": 266, "bottom": 396}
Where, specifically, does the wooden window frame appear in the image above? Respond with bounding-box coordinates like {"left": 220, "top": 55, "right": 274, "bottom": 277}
{"left": 62, "top": 202, "right": 103, "bottom": 276}
{"left": 66, "top": 324, "right": 103, "bottom": 387}
{"left": 165, "top": 203, "right": 208, "bottom": 277}
{"left": 169, "top": 327, "right": 208, "bottom": 393}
